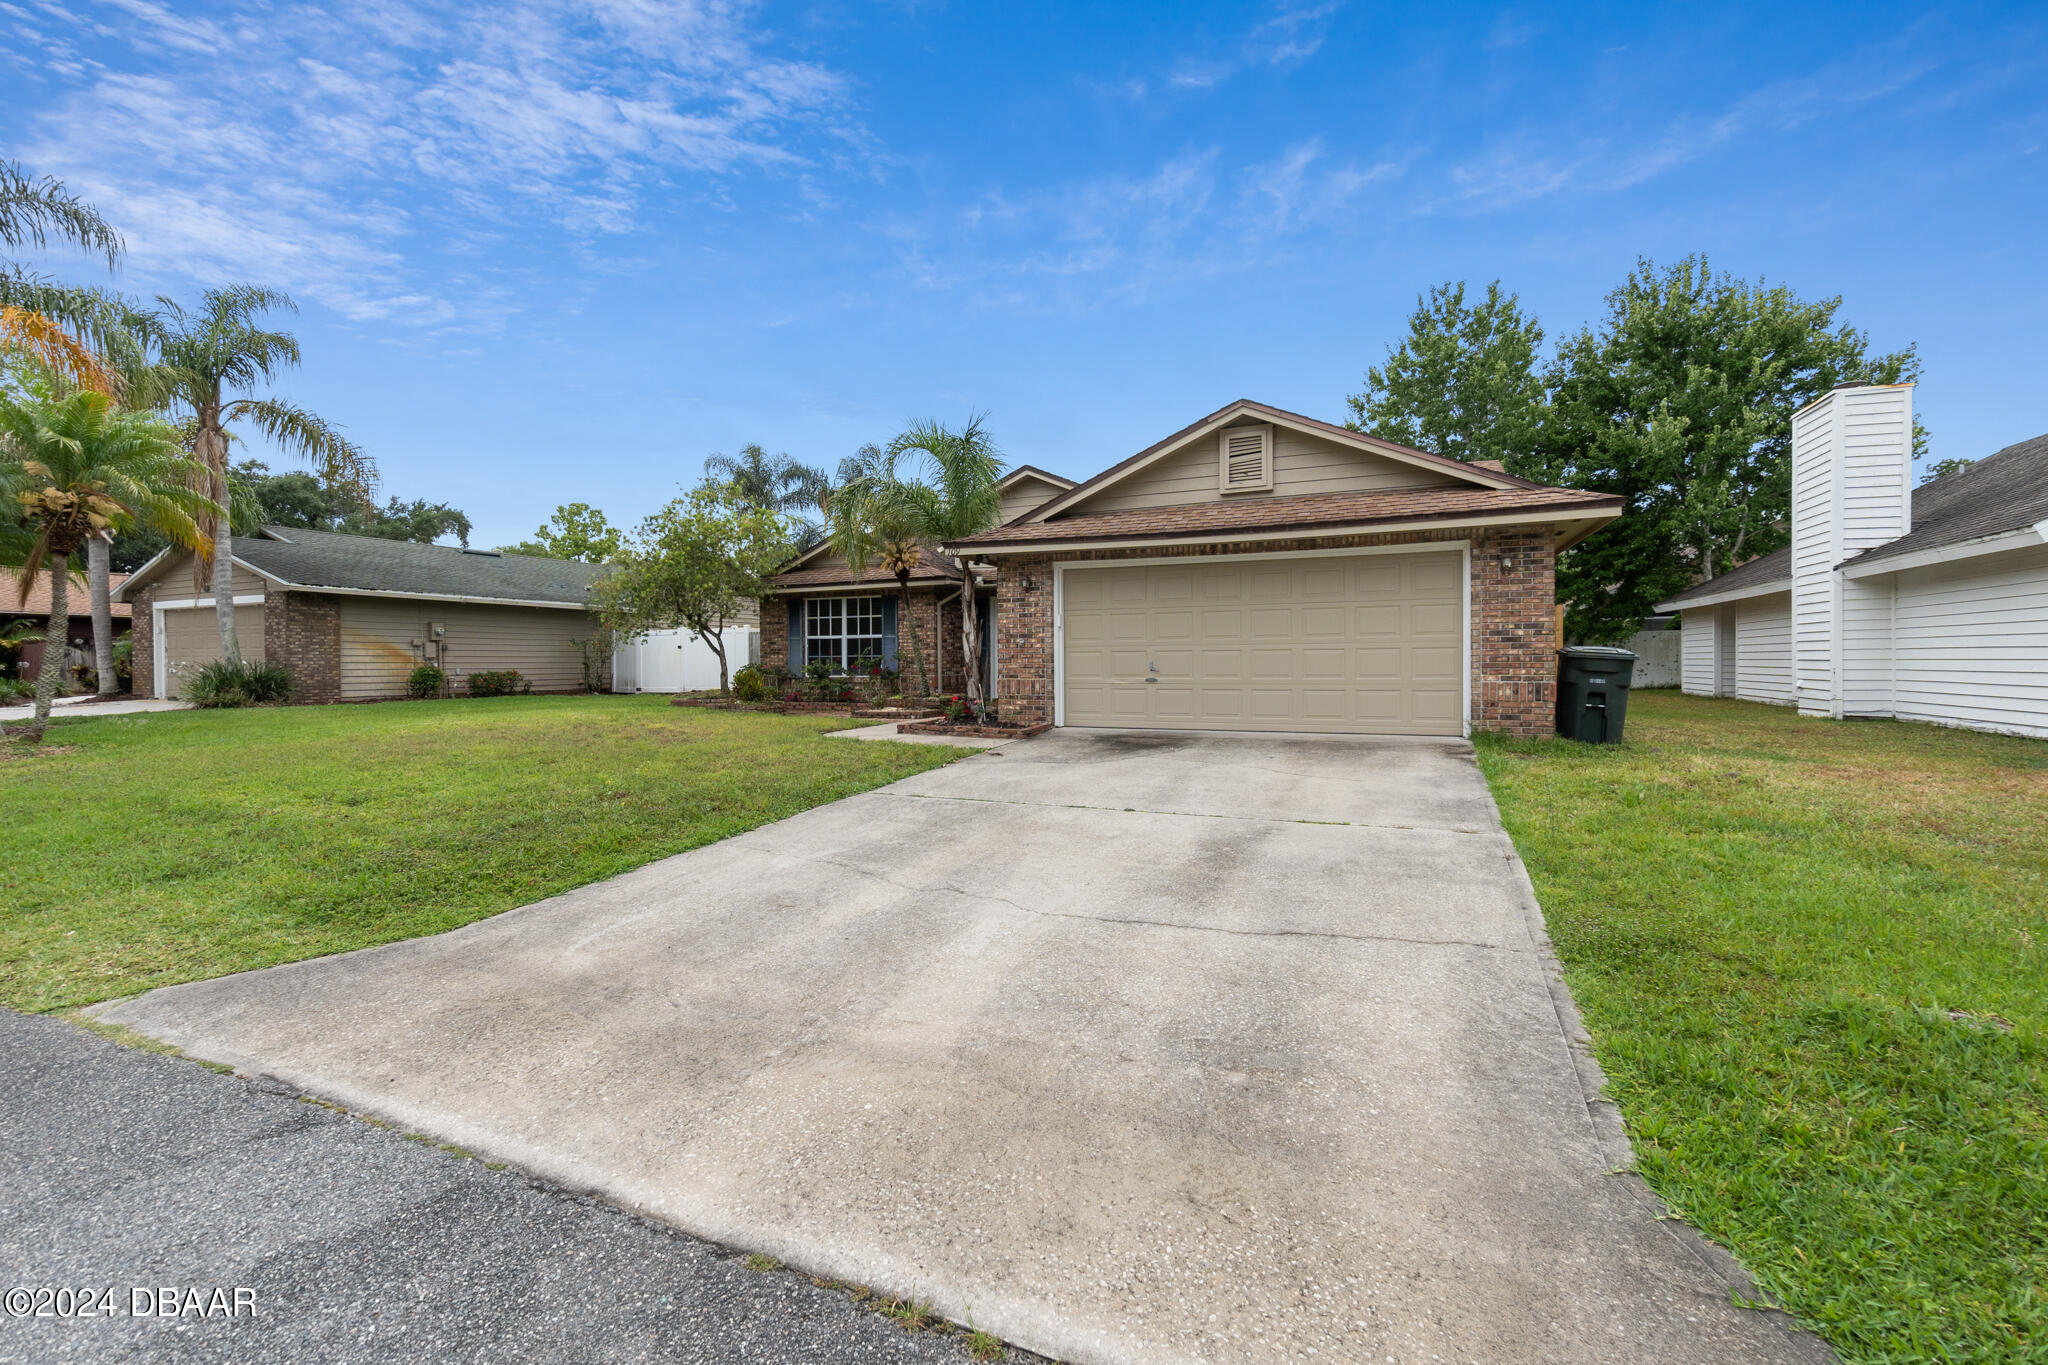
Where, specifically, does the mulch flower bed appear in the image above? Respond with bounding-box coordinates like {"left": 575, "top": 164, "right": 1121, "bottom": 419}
{"left": 897, "top": 718, "right": 1051, "bottom": 739}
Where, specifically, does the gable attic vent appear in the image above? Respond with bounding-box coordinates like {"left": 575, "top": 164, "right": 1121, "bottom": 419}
{"left": 1218, "top": 424, "right": 1274, "bottom": 493}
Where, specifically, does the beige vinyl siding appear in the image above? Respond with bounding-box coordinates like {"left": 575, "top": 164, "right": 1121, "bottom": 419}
{"left": 339, "top": 598, "right": 592, "bottom": 699}
{"left": 999, "top": 474, "right": 1069, "bottom": 526}
{"left": 145, "top": 548, "right": 269, "bottom": 600}
{"left": 1889, "top": 542, "right": 2048, "bottom": 739}
{"left": 1733, "top": 594, "right": 1794, "bottom": 704}
{"left": 160, "top": 604, "right": 266, "bottom": 698}
{"left": 1063, "top": 425, "right": 1462, "bottom": 517}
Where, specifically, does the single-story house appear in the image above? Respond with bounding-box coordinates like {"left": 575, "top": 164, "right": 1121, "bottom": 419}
{"left": 761, "top": 464, "right": 1076, "bottom": 697}
{"left": 116, "top": 526, "right": 610, "bottom": 701}
{"left": 3, "top": 568, "right": 130, "bottom": 682}
{"left": 767, "top": 399, "right": 1621, "bottom": 736}
{"left": 1658, "top": 382, "right": 2048, "bottom": 739}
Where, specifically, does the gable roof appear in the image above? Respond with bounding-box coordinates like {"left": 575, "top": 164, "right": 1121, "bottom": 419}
{"left": 956, "top": 484, "right": 1621, "bottom": 551}
{"left": 1659, "top": 431, "right": 2048, "bottom": 609}
{"left": 1001, "top": 464, "right": 1075, "bottom": 492}
{"left": 6, "top": 568, "right": 132, "bottom": 618}
{"left": 769, "top": 546, "right": 962, "bottom": 591}
{"left": 1019, "top": 398, "right": 1537, "bottom": 527}
{"left": 118, "top": 526, "right": 607, "bottom": 608}
{"left": 1844, "top": 431, "right": 2048, "bottom": 569}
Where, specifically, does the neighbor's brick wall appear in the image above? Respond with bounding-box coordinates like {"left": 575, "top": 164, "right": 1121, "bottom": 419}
{"left": 992, "top": 525, "right": 1559, "bottom": 737}
{"left": 263, "top": 587, "right": 342, "bottom": 704}
{"left": 758, "top": 586, "right": 961, "bottom": 696}
{"left": 129, "top": 584, "right": 156, "bottom": 698}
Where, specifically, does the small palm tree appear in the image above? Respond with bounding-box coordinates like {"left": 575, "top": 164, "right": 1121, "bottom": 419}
{"left": 704, "top": 443, "right": 830, "bottom": 524}
{"left": 828, "top": 444, "right": 934, "bottom": 695}
{"left": 1, "top": 388, "right": 214, "bottom": 740}
{"left": 851, "top": 417, "right": 1005, "bottom": 716}
{"left": 0, "top": 160, "right": 130, "bottom": 395}
{"left": 138, "top": 286, "right": 373, "bottom": 664}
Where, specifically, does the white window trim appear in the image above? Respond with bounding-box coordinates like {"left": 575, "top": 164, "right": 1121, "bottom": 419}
{"left": 804, "top": 593, "right": 886, "bottom": 673}
{"left": 1050, "top": 541, "right": 1472, "bottom": 736}
{"left": 152, "top": 595, "right": 267, "bottom": 696}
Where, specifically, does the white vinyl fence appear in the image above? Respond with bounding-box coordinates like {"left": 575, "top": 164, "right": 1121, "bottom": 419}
{"left": 612, "top": 626, "right": 759, "bottom": 693}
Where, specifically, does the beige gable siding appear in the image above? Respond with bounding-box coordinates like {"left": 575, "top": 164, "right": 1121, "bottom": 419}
{"left": 145, "top": 548, "right": 269, "bottom": 599}
{"left": 339, "top": 598, "right": 593, "bottom": 699}
{"left": 1063, "top": 425, "right": 1462, "bottom": 517}
{"left": 999, "top": 475, "right": 1068, "bottom": 525}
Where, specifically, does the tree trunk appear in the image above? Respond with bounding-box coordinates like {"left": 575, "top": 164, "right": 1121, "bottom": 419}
{"left": 958, "top": 564, "right": 984, "bottom": 718}
{"left": 705, "top": 621, "right": 730, "bottom": 695}
{"left": 895, "top": 572, "right": 929, "bottom": 696}
{"left": 88, "top": 537, "right": 117, "bottom": 695}
{"left": 26, "top": 553, "right": 69, "bottom": 742}
{"left": 195, "top": 405, "right": 240, "bottom": 665}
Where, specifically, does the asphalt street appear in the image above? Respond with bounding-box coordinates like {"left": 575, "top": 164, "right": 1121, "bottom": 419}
{"left": 0, "top": 1008, "right": 1008, "bottom": 1364}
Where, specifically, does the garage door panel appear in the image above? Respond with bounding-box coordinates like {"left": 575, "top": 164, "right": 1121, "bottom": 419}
{"left": 1060, "top": 551, "right": 1465, "bottom": 735}
{"left": 160, "top": 605, "right": 265, "bottom": 700}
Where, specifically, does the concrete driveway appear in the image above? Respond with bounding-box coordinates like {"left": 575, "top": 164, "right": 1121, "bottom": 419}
{"left": 94, "top": 730, "right": 1826, "bottom": 1365}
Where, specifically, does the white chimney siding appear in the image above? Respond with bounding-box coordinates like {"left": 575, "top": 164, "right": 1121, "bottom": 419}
{"left": 1789, "top": 384, "right": 1915, "bottom": 718}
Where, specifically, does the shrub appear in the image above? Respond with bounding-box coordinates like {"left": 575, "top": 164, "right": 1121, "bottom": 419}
{"left": 406, "top": 664, "right": 446, "bottom": 699}
{"left": 467, "top": 669, "right": 530, "bottom": 698}
{"left": 185, "top": 659, "right": 294, "bottom": 708}
{"left": 111, "top": 635, "right": 133, "bottom": 689}
{"left": 0, "top": 676, "right": 29, "bottom": 703}
{"left": 731, "top": 665, "right": 768, "bottom": 703}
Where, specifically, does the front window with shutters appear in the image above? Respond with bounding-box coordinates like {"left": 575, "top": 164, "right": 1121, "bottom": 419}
{"left": 804, "top": 595, "right": 885, "bottom": 672}
{"left": 1218, "top": 423, "right": 1274, "bottom": 493}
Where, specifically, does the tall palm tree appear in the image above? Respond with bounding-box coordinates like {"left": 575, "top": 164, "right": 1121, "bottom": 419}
{"left": 859, "top": 416, "right": 1005, "bottom": 716}
{"left": 827, "top": 443, "right": 934, "bottom": 695}
{"left": 138, "top": 286, "right": 373, "bottom": 664}
{"left": 0, "top": 161, "right": 128, "bottom": 395}
{"left": 0, "top": 388, "right": 214, "bottom": 741}
{"left": 703, "top": 443, "right": 829, "bottom": 524}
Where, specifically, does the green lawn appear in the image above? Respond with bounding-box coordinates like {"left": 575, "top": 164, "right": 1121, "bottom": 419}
{"left": 1476, "top": 690, "right": 2047, "bottom": 1365}
{"left": 1, "top": 696, "right": 964, "bottom": 1013}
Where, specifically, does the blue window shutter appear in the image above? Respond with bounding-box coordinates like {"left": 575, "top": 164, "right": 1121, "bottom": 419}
{"left": 786, "top": 599, "right": 803, "bottom": 672}
{"left": 881, "top": 596, "right": 898, "bottom": 671}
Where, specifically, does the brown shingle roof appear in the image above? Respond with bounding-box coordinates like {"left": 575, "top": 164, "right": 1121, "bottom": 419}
{"left": 8, "top": 569, "right": 131, "bottom": 618}
{"left": 954, "top": 485, "right": 1620, "bottom": 549}
{"left": 770, "top": 547, "right": 961, "bottom": 589}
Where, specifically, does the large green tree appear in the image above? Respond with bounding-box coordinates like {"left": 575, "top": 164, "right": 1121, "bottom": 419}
{"left": 138, "top": 287, "right": 373, "bottom": 664}
{"left": 500, "top": 502, "right": 622, "bottom": 562}
{"left": 1346, "top": 280, "right": 1545, "bottom": 465}
{"left": 593, "top": 482, "right": 795, "bottom": 695}
{"left": 1521, "top": 256, "right": 1919, "bottom": 642}
{"left": 0, "top": 388, "right": 213, "bottom": 738}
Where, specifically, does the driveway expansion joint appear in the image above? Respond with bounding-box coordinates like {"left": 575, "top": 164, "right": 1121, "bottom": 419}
{"left": 890, "top": 789, "right": 1491, "bottom": 836}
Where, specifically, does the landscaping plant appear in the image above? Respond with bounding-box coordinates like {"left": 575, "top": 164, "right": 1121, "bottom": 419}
{"left": 184, "top": 658, "right": 292, "bottom": 708}
{"left": 730, "top": 665, "right": 768, "bottom": 703}
{"left": 405, "top": 664, "right": 446, "bottom": 699}
{"left": 466, "top": 669, "right": 529, "bottom": 698}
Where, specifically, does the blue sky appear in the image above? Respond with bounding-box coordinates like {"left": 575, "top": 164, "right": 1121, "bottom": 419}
{"left": 3, "top": 0, "right": 2043, "bottom": 548}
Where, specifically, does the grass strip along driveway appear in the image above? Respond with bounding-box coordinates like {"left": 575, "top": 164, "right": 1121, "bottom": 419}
{"left": 1476, "top": 690, "right": 2046, "bottom": 1365}
{"left": 2, "top": 697, "right": 964, "bottom": 1014}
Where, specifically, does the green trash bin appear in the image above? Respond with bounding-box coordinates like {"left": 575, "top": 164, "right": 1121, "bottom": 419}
{"left": 1555, "top": 646, "right": 1638, "bottom": 744}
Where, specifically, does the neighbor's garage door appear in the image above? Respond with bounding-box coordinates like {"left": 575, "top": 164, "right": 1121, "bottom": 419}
{"left": 159, "top": 605, "right": 264, "bottom": 700}
{"left": 1060, "top": 550, "right": 1463, "bottom": 735}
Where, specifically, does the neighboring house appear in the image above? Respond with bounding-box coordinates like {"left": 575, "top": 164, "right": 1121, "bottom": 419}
{"left": 1658, "top": 382, "right": 2048, "bottom": 739}
{"left": 765, "top": 398, "right": 1620, "bottom": 736}
{"left": 2, "top": 568, "right": 130, "bottom": 682}
{"left": 115, "top": 527, "right": 610, "bottom": 701}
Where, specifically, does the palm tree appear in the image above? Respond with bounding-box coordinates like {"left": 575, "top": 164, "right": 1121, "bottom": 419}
{"left": 827, "top": 443, "right": 934, "bottom": 695}
{"left": 0, "top": 161, "right": 128, "bottom": 395}
{"left": 703, "top": 443, "right": 829, "bottom": 524}
{"left": 0, "top": 388, "right": 214, "bottom": 741}
{"left": 138, "top": 286, "right": 373, "bottom": 664}
{"left": 857, "top": 417, "right": 1005, "bottom": 716}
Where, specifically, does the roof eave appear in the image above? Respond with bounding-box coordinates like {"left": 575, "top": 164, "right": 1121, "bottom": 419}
{"left": 952, "top": 503, "right": 1620, "bottom": 556}
{"left": 1839, "top": 519, "right": 2048, "bottom": 579}
{"left": 1657, "top": 577, "right": 1793, "bottom": 611}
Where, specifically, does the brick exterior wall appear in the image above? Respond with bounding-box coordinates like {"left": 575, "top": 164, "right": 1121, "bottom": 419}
{"left": 759, "top": 584, "right": 966, "bottom": 697}
{"left": 264, "top": 586, "right": 342, "bottom": 703}
{"left": 129, "top": 584, "right": 156, "bottom": 698}
{"left": 990, "top": 525, "right": 1559, "bottom": 737}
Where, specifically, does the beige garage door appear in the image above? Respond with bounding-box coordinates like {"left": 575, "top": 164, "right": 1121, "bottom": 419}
{"left": 160, "top": 605, "right": 265, "bottom": 699}
{"left": 1060, "top": 551, "right": 1464, "bottom": 735}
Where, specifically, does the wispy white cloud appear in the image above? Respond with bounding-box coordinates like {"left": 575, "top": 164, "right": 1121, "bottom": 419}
{"left": 9, "top": 0, "right": 861, "bottom": 325}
